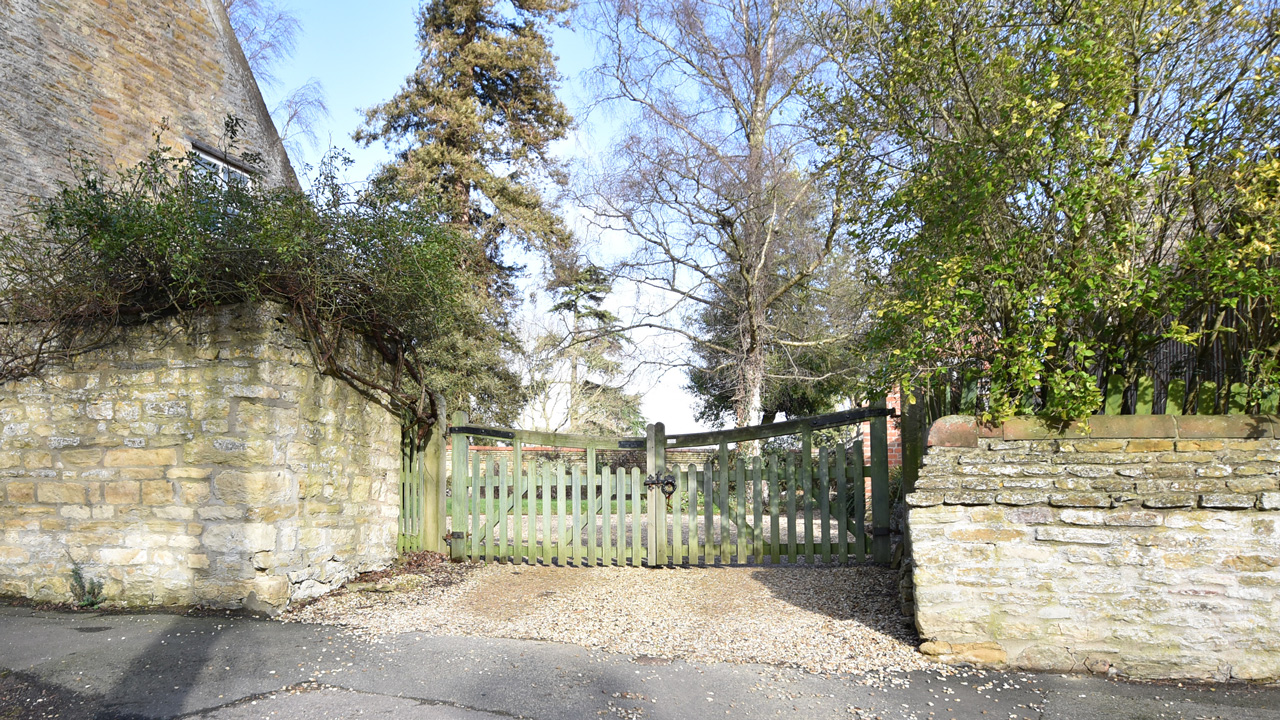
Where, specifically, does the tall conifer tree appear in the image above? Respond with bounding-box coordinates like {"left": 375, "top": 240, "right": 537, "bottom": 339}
{"left": 357, "top": 0, "right": 574, "bottom": 260}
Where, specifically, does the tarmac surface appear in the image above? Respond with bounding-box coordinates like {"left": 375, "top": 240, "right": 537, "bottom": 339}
{"left": 0, "top": 606, "right": 1277, "bottom": 719}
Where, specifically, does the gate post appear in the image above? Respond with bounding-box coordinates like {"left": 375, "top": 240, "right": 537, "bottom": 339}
{"left": 419, "top": 395, "right": 447, "bottom": 552}
{"left": 644, "top": 423, "right": 668, "bottom": 567}
{"left": 449, "top": 410, "right": 469, "bottom": 562}
{"left": 869, "top": 397, "right": 892, "bottom": 564}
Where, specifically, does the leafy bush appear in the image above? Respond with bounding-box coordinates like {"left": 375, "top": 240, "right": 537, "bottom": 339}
{"left": 815, "top": 0, "right": 1280, "bottom": 421}
{"left": 0, "top": 127, "right": 512, "bottom": 433}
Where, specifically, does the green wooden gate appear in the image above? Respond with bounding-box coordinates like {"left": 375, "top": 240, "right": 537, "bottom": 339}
{"left": 406, "top": 405, "right": 898, "bottom": 566}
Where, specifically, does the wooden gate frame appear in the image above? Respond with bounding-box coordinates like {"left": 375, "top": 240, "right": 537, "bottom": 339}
{"left": 410, "top": 401, "right": 907, "bottom": 565}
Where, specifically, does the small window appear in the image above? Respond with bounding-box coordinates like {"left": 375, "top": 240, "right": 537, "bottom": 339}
{"left": 189, "top": 139, "right": 255, "bottom": 188}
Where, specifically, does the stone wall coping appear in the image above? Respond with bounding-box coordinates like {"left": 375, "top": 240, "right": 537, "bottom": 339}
{"left": 927, "top": 414, "right": 1279, "bottom": 447}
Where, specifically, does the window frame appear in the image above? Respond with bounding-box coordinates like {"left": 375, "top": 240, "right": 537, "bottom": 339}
{"left": 189, "top": 138, "right": 256, "bottom": 188}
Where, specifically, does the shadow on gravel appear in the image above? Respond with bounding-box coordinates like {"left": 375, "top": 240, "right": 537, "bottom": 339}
{"left": 749, "top": 564, "right": 916, "bottom": 632}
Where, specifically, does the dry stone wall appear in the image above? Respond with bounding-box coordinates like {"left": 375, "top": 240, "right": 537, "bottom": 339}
{"left": 0, "top": 304, "right": 399, "bottom": 612}
{"left": 909, "top": 415, "right": 1280, "bottom": 682}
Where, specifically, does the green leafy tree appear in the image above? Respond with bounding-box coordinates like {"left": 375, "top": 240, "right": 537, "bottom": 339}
{"left": 813, "top": 0, "right": 1280, "bottom": 421}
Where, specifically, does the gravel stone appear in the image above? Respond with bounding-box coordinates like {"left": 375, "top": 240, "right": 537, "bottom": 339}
{"left": 284, "top": 563, "right": 944, "bottom": 682}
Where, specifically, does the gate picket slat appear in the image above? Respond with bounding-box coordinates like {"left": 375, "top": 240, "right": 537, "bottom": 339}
{"left": 673, "top": 464, "right": 686, "bottom": 565}
{"left": 556, "top": 464, "right": 567, "bottom": 566}
{"left": 835, "top": 444, "right": 849, "bottom": 565}
{"left": 785, "top": 455, "right": 797, "bottom": 564}
{"left": 614, "top": 467, "right": 624, "bottom": 566}
{"left": 819, "top": 448, "right": 831, "bottom": 564}
{"left": 747, "top": 456, "right": 757, "bottom": 563}
{"left": 602, "top": 466, "right": 612, "bottom": 566}
{"left": 768, "top": 457, "right": 780, "bottom": 565}
{"left": 604, "top": 467, "right": 615, "bottom": 567}
{"left": 852, "top": 440, "right": 866, "bottom": 563}
{"left": 498, "top": 460, "right": 510, "bottom": 563}
{"left": 630, "top": 467, "right": 642, "bottom": 567}
{"left": 655, "top": 424, "right": 668, "bottom": 567}
{"left": 541, "top": 463, "right": 553, "bottom": 566}
{"left": 735, "top": 457, "right": 747, "bottom": 563}
{"left": 588, "top": 465, "right": 598, "bottom": 567}
{"left": 688, "top": 464, "right": 701, "bottom": 566}
{"left": 571, "top": 466, "right": 582, "bottom": 566}
{"left": 470, "top": 454, "right": 482, "bottom": 560}
{"left": 801, "top": 428, "right": 814, "bottom": 564}
{"left": 513, "top": 444, "right": 524, "bottom": 564}
{"left": 701, "top": 463, "right": 713, "bottom": 564}
{"left": 485, "top": 460, "right": 497, "bottom": 563}
{"left": 718, "top": 443, "right": 730, "bottom": 564}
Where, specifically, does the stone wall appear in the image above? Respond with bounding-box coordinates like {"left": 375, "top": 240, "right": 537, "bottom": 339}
{"left": 0, "top": 0, "right": 295, "bottom": 220}
{"left": 0, "top": 304, "right": 400, "bottom": 612}
{"left": 909, "top": 415, "right": 1280, "bottom": 682}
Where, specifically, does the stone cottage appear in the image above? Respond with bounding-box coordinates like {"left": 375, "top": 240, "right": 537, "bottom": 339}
{"left": 0, "top": 0, "right": 401, "bottom": 612}
{"left": 0, "top": 0, "right": 295, "bottom": 220}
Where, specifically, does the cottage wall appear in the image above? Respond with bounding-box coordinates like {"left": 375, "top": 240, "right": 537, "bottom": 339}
{"left": 909, "top": 415, "right": 1280, "bottom": 682}
{"left": 0, "top": 304, "right": 399, "bottom": 612}
{"left": 0, "top": 0, "right": 295, "bottom": 220}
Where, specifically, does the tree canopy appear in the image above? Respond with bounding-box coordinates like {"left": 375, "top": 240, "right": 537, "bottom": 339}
{"left": 814, "top": 0, "right": 1280, "bottom": 421}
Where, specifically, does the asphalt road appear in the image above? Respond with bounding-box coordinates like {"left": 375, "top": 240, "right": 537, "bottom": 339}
{"left": 0, "top": 606, "right": 1277, "bottom": 719}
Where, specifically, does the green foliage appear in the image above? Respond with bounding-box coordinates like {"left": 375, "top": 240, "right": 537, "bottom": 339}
{"left": 814, "top": 0, "right": 1280, "bottom": 421}
{"left": 0, "top": 129, "right": 515, "bottom": 430}
{"left": 69, "top": 565, "right": 105, "bottom": 609}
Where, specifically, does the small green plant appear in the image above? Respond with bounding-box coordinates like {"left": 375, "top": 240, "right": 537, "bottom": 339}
{"left": 69, "top": 565, "right": 105, "bottom": 609}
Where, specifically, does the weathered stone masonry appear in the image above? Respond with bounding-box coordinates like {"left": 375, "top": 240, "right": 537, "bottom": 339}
{"left": 0, "top": 304, "right": 400, "bottom": 611}
{"left": 0, "top": 0, "right": 295, "bottom": 220}
{"left": 909, "top": 415, "right": 1280, "bottom": 682}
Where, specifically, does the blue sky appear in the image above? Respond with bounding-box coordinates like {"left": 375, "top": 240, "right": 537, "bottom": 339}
{"left": 264, "top": 2, "right": 708, "bottom": 433}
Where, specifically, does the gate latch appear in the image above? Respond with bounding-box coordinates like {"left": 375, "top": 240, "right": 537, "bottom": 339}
{"left": 646, "top": 473, "right": 677, "bottom": 510}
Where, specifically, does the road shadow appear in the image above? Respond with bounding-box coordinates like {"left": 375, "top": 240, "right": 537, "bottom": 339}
{"left": 90, "top": 615, "right": 224, "bottom": 720}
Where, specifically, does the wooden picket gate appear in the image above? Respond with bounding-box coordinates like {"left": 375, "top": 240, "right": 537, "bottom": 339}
{"left": 419, "top": 405, "right": 898, "bottom": 566}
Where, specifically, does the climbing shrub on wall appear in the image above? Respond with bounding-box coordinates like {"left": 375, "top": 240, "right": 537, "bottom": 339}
{"left": 0, "top": 136, "right": 511, "bottom": 435}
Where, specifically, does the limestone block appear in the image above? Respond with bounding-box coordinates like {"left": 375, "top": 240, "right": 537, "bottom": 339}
{"left": 103, "top": 448, "right": 177, "bottom": 467}
{"left": 1143, "top": 494, "right": 1196, "bottom": 509}
{"left": 1199, "top": 494, "right": 1257, "bottom": 510}
{"left": 1049, "top": 493, "right": 1112, "bottom": 508}
{"left": 244, "top": 523, "right": 276, "bottom": 553}
{"left": 98, "top": 548, "right": 147, "bottom": 565}
{"left": 1034, "top": 527, "right": 1114, "bottom": 545}
{"left": 36, "top": 482, "right": 86, "bottom": 504}
{"left": 919, "top": 641, "right": 1008, "bottom": 666}
{"left": 141, "top": 481, "right": 175, "bottom": 505}
{"left": 0, "top": 547, "right": 30, "bottom": 564}
{"left": 1261, "top": 492, "right": 1280, "bottom": 510}
{"left": 213, "top": 470, "right": 292, "bottom": 506}
{"left": 7, "top": 483, "right": 34, "bottom": 503}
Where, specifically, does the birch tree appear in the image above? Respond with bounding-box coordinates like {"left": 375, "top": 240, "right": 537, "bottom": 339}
{"left": 584, "top": 0, "right": 866, "bottom": 428}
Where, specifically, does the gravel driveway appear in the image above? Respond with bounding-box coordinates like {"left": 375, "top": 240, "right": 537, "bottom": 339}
{"left": 284, "top": 560, "right": 943, "bottom": 683}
